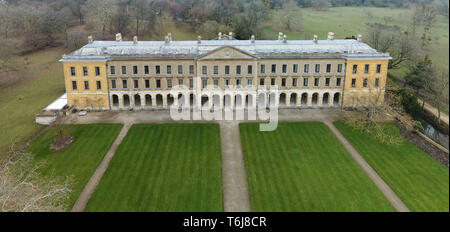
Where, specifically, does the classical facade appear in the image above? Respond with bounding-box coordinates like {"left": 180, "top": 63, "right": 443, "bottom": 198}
{"left": 60, "top": 32, "right": 390, "bottom": 110}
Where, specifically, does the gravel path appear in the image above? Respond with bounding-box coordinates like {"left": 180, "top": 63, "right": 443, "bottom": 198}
{"left": 71, "top": 123, "right": 131, "bottom": 212}
{"left": 324, "top": 121, "right": 411, "bottom": 212}
{"left": 219, "top": 121, "right": 251, "bottom": 212}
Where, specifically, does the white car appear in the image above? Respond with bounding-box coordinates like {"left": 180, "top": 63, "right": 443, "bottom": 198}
{"left": 78, "top": 111, "right": 88, "bottom": 116}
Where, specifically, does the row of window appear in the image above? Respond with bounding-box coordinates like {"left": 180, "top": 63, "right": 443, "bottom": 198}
{"left": 70, "top": 63, "right": 383, "bottom": 77}
{"left": 71, "top": 80, "right": 102, "bottom": 90}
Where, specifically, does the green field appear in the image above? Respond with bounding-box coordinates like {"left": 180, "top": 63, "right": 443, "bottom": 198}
{"left": 27, "top": 124, "right": 123, "bottom": 210}
{"left": 85, "top": 123, "right": 223, "bottom": 212}
{"left": 334, "top": 122, "right": 449, "bottom": 212}
{"left": 239, "top": 122, "right": 395, "bottom": 212}
{"left": 263, "top": 7, "right": 449, "bottom": 70}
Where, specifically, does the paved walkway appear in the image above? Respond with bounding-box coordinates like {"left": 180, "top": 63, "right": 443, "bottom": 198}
{"left": 71, "top": 123, "right": 131, "bottom": 212}
{"left": 324, "top": 121, "right": 410, "bottom": 212}
{"left": 418, "top": 99, "right": 449, "bottom": 126}
{"left": 219, "top": 121, "right": 251, "bottom": 212}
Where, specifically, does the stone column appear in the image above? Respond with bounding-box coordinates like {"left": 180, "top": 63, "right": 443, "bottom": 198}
{"left": 307, "top": 93, "right": 312, "bottom": 107}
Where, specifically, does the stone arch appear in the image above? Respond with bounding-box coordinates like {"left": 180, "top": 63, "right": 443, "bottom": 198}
{"left": 177, "top": 93, "right": 185, "bottom": 106}
{"left": 112, "top": 94, "right": 119, "bottom": 107}
{"left": 156, "top": 94, "right": 163, "bottom": 106}
{"left": 312, "top": 93, "right": 319, "bottom": 105}
{"left": 246, "top": 94, "right": 253, "bottom": 108}
{"left": 333, "top": 92, "right": 340, "bottom": 105}
{"left": 145, "top": 94, "right": 152, "bottom": 106}
{"left": 290, "top": 93, "right": 297, "bottom": 105}
{"left": 201, "top": 94, "right": 209, "bottom": 107}
{"left": 167, "top": 94, "right": 174, "bottom": 106}
{"left": 322, "top": 93, "right": 330, "bottom": 105}
{"left": 133, "top": 94, "right": 140, "bottom": 107}
{"left": 213, "top": 94, "right": 220, "bottom": 108}
{"left": 279, "top": 93, "right": 287, "bottom": 106}
{"left": 123, "top": 94, "right": 130, "bottom": 107}
{"left": 301, "top": 93, "right": 308, "bottom": 105}
{"left": 189, "top": 94, "right": 196, "bottom": 107}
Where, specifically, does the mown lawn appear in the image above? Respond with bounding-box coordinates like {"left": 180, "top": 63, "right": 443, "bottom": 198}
{"left": 85, "top": 123, "right": 223, "bottom": 212}
{"left": 239, "top": 122, "right": 394, "bottom": 212}
{"left": 334, "top": 122, "right": 449, "bottom": 212}
{"left": 27, "top": 124, "right": 123, "bottom": 210}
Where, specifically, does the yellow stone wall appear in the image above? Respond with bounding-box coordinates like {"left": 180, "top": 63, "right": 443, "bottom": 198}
{"left": 63, "top": 61, "right": 110, "bottom": 109}
{"left": 342, "top": 59, "right": 388, "bottom": 107}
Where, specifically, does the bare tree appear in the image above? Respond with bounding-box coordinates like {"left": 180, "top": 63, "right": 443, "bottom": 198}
{"left": 276, "top": 1, "right": 303, "bottom": 31}
{"left": 428, "top": 69, "right": 449, "bottom": 124}
{"left": 0, "top": 143, "right": 72, "bottom": 212}
{"left": 82, "top": 0, "right": 117, "bottom": 39}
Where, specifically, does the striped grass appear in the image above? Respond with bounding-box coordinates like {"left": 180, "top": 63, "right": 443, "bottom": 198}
{"left": 239, "top": 122, "right": 395, "bottom": 212}
{"left": 85, "top": 123, "right": 223, "bottom": 212}
{"left": 334, "top": 122, "right": 449, "bottom": 212}
{"left": 27, "top": 124, "right": 123, "bottom": 210}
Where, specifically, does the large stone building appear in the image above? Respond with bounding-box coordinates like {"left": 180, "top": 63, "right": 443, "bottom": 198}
{"left": 60, "top": 32, "right": 390, "bottom": 110}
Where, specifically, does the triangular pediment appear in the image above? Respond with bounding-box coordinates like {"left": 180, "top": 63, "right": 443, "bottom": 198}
{"left": 200, "top": 46, "right": 255, "bottom": 60}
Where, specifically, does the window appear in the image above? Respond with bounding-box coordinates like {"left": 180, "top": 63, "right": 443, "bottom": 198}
{"left": 260, "top": 64, "right": 265, "bottom": 73}
{"left": 271, "top": 78, "right": 275, "bottom": 86}
{"left": 134, "top": 79, "right": 139, "bottom": 88}
{"left": 337, "top": 64, "right": 343, "bottom": 73}
{"left": 122, "top": 79, "right": 127, "bottom": 89}
{"left": 375, "top": 78, "right": 379, "bottom": 87}
{"left": 189, "top": 79, "right": 193, "bottom": 88}
{"left": 96, "top": 81, "right": 101, "bottom": 90}
{"left": 214, "top": 79, "right": 218, "bottom": 88}
{"left": 247, "top": 79, "right": 252, "bottom": 87}
{"left": 111, "top": 80, "right": 116, "bottom": 89}
{"left": 236, "top": 65, "right": 241, "bottom": 75}
{"left": 225, "top": 65, "right": 230, "bottom": 75}
{"left": 326, "top": 64, "right": 331, "bottom": 73}
{"left": 133, "top": 66, "right": 138, "bottom": 75}
{"left": 304, "top": 64, "right": 309, "bottom": 73}
{"left": 293, "top": 64, "right": 298, "bottom": 73}
{"left": 144, "top": 65, "right": 149, "bottom": 74}
{"left": 72, "top": 81, "right": 77, "bottom": 90}
{"left": 178, "top": 65, "right": 183, "bottom": 74}
{"left": 236, "top": 79, "right": 241, "bottom": 87}
{"left": 167, "top": 79, "right": 172, "bottom": 88}
{"left": 145, "top": 79, "right": 150, "bottom": 88}
{"left": 363, "top": 78, "right": 368, "bottom": 88}
{"left": 225, "top": 79, "right": 230, "bottom": 88}
{"left": 364, "top": 64, "right": 369, "bottom": 74}
{"left": 202, "top": 79, "right": 207, "bottom": 89}
{"left": 156, "top": 79, "right": 161, "bottom": 88}
{"left": 351, "top": 78, "right": 356, "bottom": 88}
{"left": 83, "top": 67, "right": 88, "bottom": 76}
{"left": 281, "top": 78, "right": 286, "bottom": 87}
{"left": 189, "top": 65, "right": 194, "bottom": 75}
{"left": 110, "top": 66, "right": 115, "bottom": 75}
{"left": 247, "top": 65, "right": 252, "bottom": 74}
{"left": 260, "top": 78, "right": 264, "bottom": 86}
{"left": 336, "top": 78, "right": 341, "bottom": 87}
{"left": 178, "top": 79, "right": 183, "bottom": 87}
{"left": 271, "top": 64, "right": 276, "bottom": 73}
{"left": 214, "top": 65, "right": 218, "bottom": 75}
{"left": 202, "top": 66, "right": 207, "bottom": 75}
{"left": 325, "top": 78, "right": 330, "bottom": 87}
{"left": 314, "top": 78, "right": 319, "bottom": 86}
{"left": 352, "top": 65, "right": 357, "bottom": 74}
{"left": 303, "top": 78, "right": 308, "bottom": 87}
{"left": 70, "top": 67, "right": 76, "bottom": 76}
{"left": 122, "top": 66, "right": 126, "bottom": 75}
{"left": 292, "top": 78, "right": 297, "bottom": 87}
{"left": 167, "top": 65, "right": 172, "bottom": 74}
{"left": 315, "top": 64, "right": 320, "bottom": 73}
{"left": 282, "top": 64, "right": 287, "bottom": 73}
{"left": 84, "top": 81, "right": 89, "bottom": 90}
{"left": 376, "top": 64, "right": 381, "bottom": 74}
{"left": 156, "top": 65, "right": 160, "bottom": 74}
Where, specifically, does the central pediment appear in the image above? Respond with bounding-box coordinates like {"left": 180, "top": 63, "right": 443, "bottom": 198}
{"left": 199, "top": 46, "right": 256, "bottom": 60}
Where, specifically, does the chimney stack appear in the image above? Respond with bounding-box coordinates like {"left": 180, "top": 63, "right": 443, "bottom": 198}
{"left": 229, "top": 32, "right": 233, "bottom": 38}
{"left": 251, "top": 35, "right": 255, "bottom": 43}
{"left": 218, "top": 32, "right": 222, "bottom": 40}
{"left": 88, "top": 35, "right": 93, "bottom": 44}
{"left": 168, "top": 32, "right": 172, "bottom": 42}
{"left": 278, "top": 32, "right": 283, "bottom": 40}
{"left": 133, "top": 36, "right": 138, "bottom": 44}
{"left": 115, "top": 33, "right": 122, "bottom": 42}
{"left": 357, "top": 34, "right": 362, "bottom": 42}
{"left": 197, "top": 35, "right": 201, "bottom": 44}
{"left": 164, "top": 35, "right": 169, "bottom": 43}
{"left": 283, "top": 35, "right": 287, "bottom": 43}
{"left": 327, "top": 32, "right": 334, "bottom": 40}
{"left": 313, "top": 35, "right": 318, "bottom": 43}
